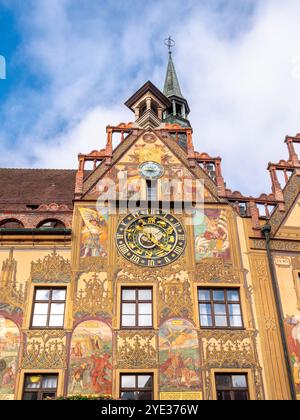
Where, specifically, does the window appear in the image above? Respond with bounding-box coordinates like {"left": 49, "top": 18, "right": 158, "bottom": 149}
{"left": 0, "top": 219, "right": 24, "bottom": 228}
{"left": 216, "top": 374, "right": 249, "bottom": 401}
{"left": 121, "top": 288, "right": 153, "bottom": 328}
{"left": 198, "top": 288, "right": 243, "bottom": 329}
{"left": 31, "top": 288, "right": 66, "bottom": 329}
{"left": 37, "top": 220, "right": 65, "bottom": 229}
{"left": 23, "top": 374, "right": 58, "bottom": 400}
{"left": 146, "top": 180, "right": 158, "bottom": 201}
{"left": 120, "top": 374, "right": 153, "bottom": 400}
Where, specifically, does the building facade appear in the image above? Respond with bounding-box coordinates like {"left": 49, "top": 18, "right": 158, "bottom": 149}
{"left": 0, "top": 51, "right": 300, "bottom": 401}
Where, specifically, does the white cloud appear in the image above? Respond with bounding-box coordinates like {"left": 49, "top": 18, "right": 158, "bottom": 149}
{"left": 1, "top": 0, "right": 300, "bottom": 197}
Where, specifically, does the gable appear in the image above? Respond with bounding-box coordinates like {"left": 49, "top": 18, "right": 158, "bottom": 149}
{"left": 82, "top": 130, "right": 220, "bottom": 203}
{"left": 276, "top": 193, "right": 300, "bottom": 240}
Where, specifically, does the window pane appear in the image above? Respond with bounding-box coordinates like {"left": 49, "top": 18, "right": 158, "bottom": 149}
{"left": 199, "top": 303, "right": 212, "bottom": 315}
{"left": 23, "top": 392, "right": 38, "bottom": 401}
{"left": 136, "top": 391, "right": 152, "bottom": 401}
{"left": 52, "top": 290, "right": 66, "bottom": 301}
{"left": 122, "top": 303, "right": 136, "bottom": 315}
{"left": 213, "top": 290, "right": 225, "bottom": 301}
{"left": 138, "top": 315, "right": 152, "bottom": 327}
{"left": 35, "top": 289, "right": 50, "bottom": 301}
{"left": 32, "top": 315, "right": 47, "bottom": 327}
{"left": 138, "top": 303, "right": 152, "bottom": 315}
{"left": 122, "top": 289, "right": 136, "bottom": 301}
{"left": 233, "top": 390, "right": 248, "bottom": 401}
{"left": 216, "top": 375, "right": 231, "bottom": 388}
{"left": 122, "top": 315, "right": 136, "bottom": 327}
{"left": 41, "top": 393, "right": 56, "bottom": 400}
{"left": 121, "top": 391, "right": 135, "bottom": 400}
{"left": 198, "top": 290, "right": 210, "bottom": 301}
{"left": 214, "top": 304, "right": 226, "bottom": 315}
{"left": 215, "top": 316, "right": 228, "bottom": 327}
{"left": 25, "top": 375, "right": 42, "bottom": 389}
{"left": 121, "top": 376, "right": 136, "bottom": 388}
{"left": 138, "top": 375, "right": 153, "bottom": 389}
{"left": 49, "top": 315, "right": 64, "bottom": 327}
{"left": 200, "top": 315, "right": 213, "bottom": 327}
{"left": 33, "top": 303, "right": 48, "bottom": 315}
{"left": 230, "top": 316, "right": 243, "bottom": 328}
{"left": 227, "top": 290, "right": 240, "bottom": 302}
{"left": 228, "top": 304, "right": 241, "bottom": 316}
{"left": 138, "top": 289, "right": 152, "bottom": 301}
{"left": 50, "top": 303, "right": 65, "bottom": 315}
{"left": 42, "top": 376, "right": 58, "bottom": 389}
{"left": 232, "top": 375, "right": 247, "bottom": 388}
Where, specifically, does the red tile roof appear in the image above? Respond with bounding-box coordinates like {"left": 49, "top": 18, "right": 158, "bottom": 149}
{"left": 0, "top": 169, "right": 77, "bottom": 208}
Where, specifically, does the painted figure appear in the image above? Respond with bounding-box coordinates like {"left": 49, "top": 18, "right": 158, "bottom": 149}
{"left": 194, "top": 209, "right": 230, "bottom": 261}
{"left": 80, "top": 209, "right": 108, "bottom": 258}
{"left": 285, "top": 316, "right": 300, "bottom": 390}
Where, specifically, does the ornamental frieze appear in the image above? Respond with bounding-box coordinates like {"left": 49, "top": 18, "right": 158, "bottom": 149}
{"left": 73, "top": 272, "right": 112, "bottom": 319}
{"left": 252, "top": 238, "right": 300, "bottom": 252}
{"left": 159, "top": 274, "right": 193, "bottom": 323}
{"left": 116, "top": 255, "right": 188, "bottom": 284}
{"left": 116, "top": 331, "right": 158, "bottom": 369}
{"left": 22, "top": 330, "right": 67, "bottom": 369}
{"left": 199, "top": 330, "right": 258, "bottom": 369}
{"left": 195, "top": 259, "right": 242, "bottom": 284}
{"left": 79, "top": 257, "right": 108, "bottom": 273}
{"left": 31, "top": 249, "right": 71, "bottom": 283}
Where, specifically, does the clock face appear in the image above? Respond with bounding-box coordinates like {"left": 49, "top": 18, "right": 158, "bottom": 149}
{"left": 139, "top": 161, "right": 164, "bottom": 180}
{"left": 116, "top": 210, "right": 186, "bottom": 267}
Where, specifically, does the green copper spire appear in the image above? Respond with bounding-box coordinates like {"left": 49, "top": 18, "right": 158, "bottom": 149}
{"left": 163, "top": 51, "right": 184, "bottom": 99}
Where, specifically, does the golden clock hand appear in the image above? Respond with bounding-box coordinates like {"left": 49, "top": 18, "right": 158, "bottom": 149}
{"left": 140, "top": 228, "right": 170, "bottom": 252}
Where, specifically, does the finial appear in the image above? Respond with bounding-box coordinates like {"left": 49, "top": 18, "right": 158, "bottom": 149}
{"left": 164, "top": 36, "right": 175, "bottom": 55}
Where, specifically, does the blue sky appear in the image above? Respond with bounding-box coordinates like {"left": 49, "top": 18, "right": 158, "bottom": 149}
{"left": 0, "top": 0, "right": 300, "bottom": 196}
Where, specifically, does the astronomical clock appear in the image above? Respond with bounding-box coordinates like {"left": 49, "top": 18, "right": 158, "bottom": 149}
{"left": 116, "top": 209, "right": 186, "bottom": 267}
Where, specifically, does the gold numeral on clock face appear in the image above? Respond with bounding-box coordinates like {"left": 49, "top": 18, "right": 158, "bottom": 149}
{"left": 174, "top": 246, "right": 183, "bottom": 255}
{"left": 148, "top": 260, "right": 155, "bottom": 267}
{"left": 118, "top": 244, "right": 128, "bottom": 255}
{"left": 130, "top": 255, "right": 141, "bottom": 264}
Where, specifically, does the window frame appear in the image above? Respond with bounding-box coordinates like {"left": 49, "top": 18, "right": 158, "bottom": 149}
{"left": 121, "top": 287, "right": 153, "bottom": 330}
{"left": 198, "top": 287, "right": 244, "bottom": 330}
{"left": 215, "top": 373, "right": 250, "bottom": 401}
{"left": 30, "top": 287, "right": 67, "bottom": 330}
{"left": 120, "top": 373, "right": 154, "bottom": 401}
{"left": 22, "top": 374, "right": 58, "bottom": 401}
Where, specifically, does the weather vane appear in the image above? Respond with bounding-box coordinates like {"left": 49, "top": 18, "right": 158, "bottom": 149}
{"left": 164, "top": 36, "right": 175, "bottom": 54}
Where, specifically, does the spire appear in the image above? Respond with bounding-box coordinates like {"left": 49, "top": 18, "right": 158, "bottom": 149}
{"left": 162, "top": 37, "right": 190, "bottom": 131}
{"left": 163, "top": 51, "right": 184, "bottom": 99}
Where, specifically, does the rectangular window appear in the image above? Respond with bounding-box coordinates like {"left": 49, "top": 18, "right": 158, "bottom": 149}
{"left": 23, "top": 374, "right": 58, "bottom": 400}
{"left": 216, "top": 374, "right": 249, "bottom": 401}
{"left": 120, "top": 374, "right": 153, "bottom": 400}
{"left": 121, "top": 288, "right": 153, "bottom": 329}
{"left": 31, "top": 288, "right": 66, "bottom": 329}
{"left": 198, "top": 288, "right": 243, "bottom": 329}
{"left": 146, "top": 180, "right": 158, "bottom": 201}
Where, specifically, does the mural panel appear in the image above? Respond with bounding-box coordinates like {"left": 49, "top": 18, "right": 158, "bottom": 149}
{"left": 159, "top": 319, "right": 201, "bottom": 392}
{"left": 193, "top": 209, "right": 230, "bottom": 262}
{"left": 0, "top": 317, "right": 20, "bottom": 400}
{"left": 285, "top": 316, "right": 300, "bottom": 392}
{"left": 68, "top": 320, "right": 112, "bottom": 396}
{"left": 79, "top": 208, "right": 108, "bottom": 258}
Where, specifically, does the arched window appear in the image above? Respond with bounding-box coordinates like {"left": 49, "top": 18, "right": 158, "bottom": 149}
{"left": 37, "top": 220, "right": 66, "bottom": 229}
{"left": 0, "top": 219, "right": 24, "bottom": 228}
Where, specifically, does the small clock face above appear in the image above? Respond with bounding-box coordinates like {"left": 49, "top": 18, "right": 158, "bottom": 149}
{"left": 139, "top": 161, "right": 164, "bottom": 180}
{"left": 116, "top": 210, "right": 186, "bottom": 267}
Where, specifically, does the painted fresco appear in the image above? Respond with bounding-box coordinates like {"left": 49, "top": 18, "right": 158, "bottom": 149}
{"left": 159, "top": 319, "right": 201, "bottom": 392}
{"left": 88, "top": 136, "right": 213, "bottom": 202}
{"left": 80, "top": 208, "right": 108, "bottom": 258}
{"left": 285, "top": 316, "right": 300, "bottom": 391}
{"left": 193, "top": 209, "right": 230, "bottom": 262}
{"left": 68, "top": 320, "right": 112, "bottom": 396}
{"left": 0, "top": 317, "right": 20, "bottom": 399}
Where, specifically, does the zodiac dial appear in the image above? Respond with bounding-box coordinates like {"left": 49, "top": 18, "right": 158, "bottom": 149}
{"left": 116, "top": 210, "right": 186, "bottom": 267}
